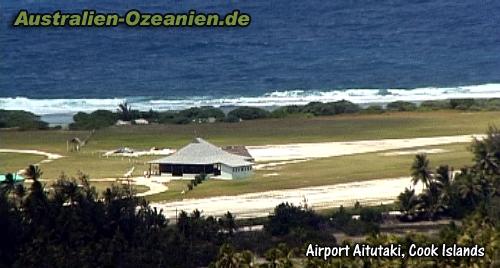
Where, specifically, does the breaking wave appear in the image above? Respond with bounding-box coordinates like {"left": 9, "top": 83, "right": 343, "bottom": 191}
{"left": 1, "top": 84, "right": 500, "bottom": 115}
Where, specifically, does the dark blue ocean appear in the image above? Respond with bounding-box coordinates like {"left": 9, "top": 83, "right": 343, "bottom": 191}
{"left": 1, "top": 0, "right": 500, "bottom": 114}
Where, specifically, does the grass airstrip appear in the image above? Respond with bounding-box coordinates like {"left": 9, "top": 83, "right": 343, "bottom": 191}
{"left": 1, "top": 110, "right": 499, "bottom": 201}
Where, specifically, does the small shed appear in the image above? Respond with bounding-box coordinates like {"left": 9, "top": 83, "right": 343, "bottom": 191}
{"left": 134, "top": 118, "right": 149, "bottom": 125}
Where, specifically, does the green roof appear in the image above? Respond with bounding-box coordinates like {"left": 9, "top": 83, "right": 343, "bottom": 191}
{"left": 0, "top": 174, "right": 25, "bottom": 183}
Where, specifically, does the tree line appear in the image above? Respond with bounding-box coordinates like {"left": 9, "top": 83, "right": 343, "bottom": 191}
{"left": 3, "top": 98, "right": 500, "bottom": 130}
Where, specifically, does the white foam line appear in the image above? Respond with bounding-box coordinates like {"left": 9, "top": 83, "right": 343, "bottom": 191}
{"left": 2, "top": 83, "right": 500, "bottom": 115}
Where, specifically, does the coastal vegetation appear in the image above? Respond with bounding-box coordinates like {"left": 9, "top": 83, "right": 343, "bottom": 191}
{"left": 50, "top": 98, "right": 500, "bottom": 130}
{"left": 0, "top": 110, "right": 48, "bottom": 130}
{"left": 2, "top": 98, "right": 500, "bottom": 131}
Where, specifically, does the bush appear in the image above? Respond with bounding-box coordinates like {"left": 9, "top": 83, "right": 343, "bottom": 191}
{"left": 69, "top": 110, "right": 117, "bottom": 130}
{"left": 157, "top": 111, "right": 177, "bottom": 124}
{"left": 227, "top": 107, "right": 270, "bottom": 120}
{"left": 450, "top": 99, "right": 476, "bottom": 110}
{"left": 484, "top": 98, "right": 500, "bottom": 110}
{"left": 264, "top": 203, "right": 322, "bottom": 236}
{"left": 270, "top": 105, "right": 304, "bottom": 118}
{"left": 302, "top": 101, "right": 360, "bottom": 116}
{"left": 329, "top": 206, "right": 351, "bottom": 228}
{"left": 386, "top": 101, "right": 417, "bottom": 111}
{"left": 419, "top": 100, "right": 451, "bottom": 110}
{"left": 171, "top": 115, "right": 191, "bottom": 124}
{"left": 359, "top": 207, "right": 383, "bottom": 223}
{"left": 342, "top": 219, "right": 379, "bottom": 236}
{"left": 223, "top": 114, "right": 240, "bottom": 123}
{"left": 178, "top": 106, "right": 225, "bottom": 122}
{"left": 0, "top": 110, "right": 49, "bottom": 130}
{"left": 361, "top": 105, "right": 385, "bottom": 114}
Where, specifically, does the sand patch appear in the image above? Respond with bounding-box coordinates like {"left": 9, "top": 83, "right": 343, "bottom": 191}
{"left": 246, "top": 134, "right": 483, "bottom": 162}
{"left": 254, "top": 159, "right": 310, "bottom": 170}
{"left": 132, "top": 176, "right": 169, "bottom": 197}
{"left": 380, "top": 148, "right": 449, "bottom": 156}
{"left": 0, "top": 149, "right": 64, "bottom": 165}
{"left": 102, "top": 148, "right": 175, "bottom": 158}
{"left": 262, "top": 173, "right": 280, "bottom": 177}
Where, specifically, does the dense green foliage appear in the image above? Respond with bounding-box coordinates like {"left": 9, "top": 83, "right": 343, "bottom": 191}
{"left": 0, "top": 110, "right": 48, "bottom": 130}
{"left": 397, "top": 126, "right": 500, "bottom": 221}
{"left": 264, "top": 203, "right": 322, "bottom": 236}
{"left": 66, "top": 98, "right": 500, "bottom": 130}
{"left": 227, "top": 106, "right": 271, "bottom": 120}
{"left": 386, "top": 101, "right": 418, "bottom": 111}
{"left": 70, "top": 110, "right": 118, "bottom": 130}
{"left": 0, "top": 168, "right": 233, "bottom": 267}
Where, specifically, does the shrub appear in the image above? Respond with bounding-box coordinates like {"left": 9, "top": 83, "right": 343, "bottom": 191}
{"left": 302, "top": 101, "right": 360, "bottom": 116}
{"left": 0, "top": 110, "right": 49, "bottom": 130}
{"left": 264, "top": 202, "right": 322, "bottom": 236}
{"left": 227, "top": 107, "right": 270, "bottom": 120}
{"left": 270, "top": 105, "right": 304, "bottom": 118}
{"left": 178, "top": 106, "right": 225, "bottom": 122}
{"left": 386, "top": 101, "right": 417, "bottom": 111}
{"left": 361, "top": 105, "right": 385, "bottom": 114}
{"left": 484, "top": 98, "right": 500, "bottom": 110}
{"left": 419, "top": 100, "right": 451, "bottom": 110}
{"left": 171, "top": 115, "right": 191, "bottom": 124}
{"left": 450, "top": 99, "right": 476, "bottom": 110}
{"left": 223, "top": 114, "right": 240, "bottom": 123}
{"left": 359, "top": 207, "right": 383, "bottom": 223}
{"left": 69, "top": 110, "right": 117, "bottom": 130}
{"left": 329, "top": 206, "right": 351, "bottom": 228}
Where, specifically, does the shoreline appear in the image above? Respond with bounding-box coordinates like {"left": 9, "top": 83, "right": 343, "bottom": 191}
{"left": 2, "top": 83, "right": 500, "bottom": 119}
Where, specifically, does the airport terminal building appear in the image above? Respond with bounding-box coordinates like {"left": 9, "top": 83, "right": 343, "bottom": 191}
{"left": 149, "top": 138, "right": 254, "bottom": 180}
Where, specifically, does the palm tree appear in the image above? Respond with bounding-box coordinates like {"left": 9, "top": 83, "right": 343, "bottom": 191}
{"left": 13, "top": 184, "right": 26, "bottom": 207}
{"left": 264, "top": 243, "right": 294, "bottom": 268}
{"left": 411, "top": 153, "right": 432, "bottom": 189}
{"left": 117, "top": 102, "right": 132, "bottom": 121}
{"left": 434, "top": 165, "right": 454, "bottom": 208}
{"left": 397, "top": 188, "right": 418, "bottom": 217}
{"left": 54, "top": 179, "right": 81, "bottom": 206}
{"left": 25, "top": 165, "right": 42, "bottom": 181}
{"left": 420, "top": 181, "right": 443, "bottom": 219}
{"left": 219, "top": 211, "right": 237, "bottom": 236}
{"left": 471, "top": 126, "right": 500, "bottom": 175}
{"left": 456, "top": 172, "right": 482, "bottom": 207}
{"left": 0, "top": 173, "right": 15, "bottom": 194}
{"left": 214, "top": 244, "right": 254, "bottom": 268}
{"left": 435, "top": 165, "right": 453, "bottom": 187}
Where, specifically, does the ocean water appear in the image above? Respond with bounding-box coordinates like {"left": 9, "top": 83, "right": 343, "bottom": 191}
{"left": 1, "top": 0, "right": 500, "bottom": 114}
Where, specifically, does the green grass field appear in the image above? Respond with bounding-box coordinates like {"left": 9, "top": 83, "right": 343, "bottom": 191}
{"left": 147, "top": 143, "right": 474, "bottom": 201}
{"left": 1, "top": 110, "right": 499, "bottom": 200}
{"left": 0, "top": 153, "right": 45, "bottom": 174}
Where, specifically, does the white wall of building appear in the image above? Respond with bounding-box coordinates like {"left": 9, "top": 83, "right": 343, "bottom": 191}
{"left": 220, "top": 164, "right": 253, "bottom": 180}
